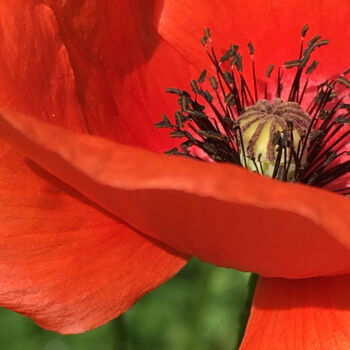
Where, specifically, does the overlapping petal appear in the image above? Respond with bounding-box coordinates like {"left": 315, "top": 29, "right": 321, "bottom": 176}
{"left": 240, "top": 275, "right": 350, "bottom": 349}
{"left": 0, "top": 0, "right": 196, "bottom": 151}
{"left": 1, "top": 109, "right": 350, "bottom": 279}
{"left": 154, "top": 1, "right": 350, "bottom": 348}
{"left": 0, "top": 140, "right": 187, "bottom": 333}
{"left": 0, "top": 0, "right": 196, "bottom": 334}
{"left": 1, "top": 0, "right": 350, "bottom": 343}
{"left": 155, "top": 0, "right": 350, "bottom": 83}
{"left": 0, "top": 1, "right": 86, "bottom": 132}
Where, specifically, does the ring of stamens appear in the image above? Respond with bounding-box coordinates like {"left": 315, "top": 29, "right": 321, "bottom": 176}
{"left": 157, "top": 25, "right": 350, "bottom": 196}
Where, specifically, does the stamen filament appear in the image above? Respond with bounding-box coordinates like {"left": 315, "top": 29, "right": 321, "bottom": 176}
{"left": 158, "top": 26, "right": 350, "bottom": 196}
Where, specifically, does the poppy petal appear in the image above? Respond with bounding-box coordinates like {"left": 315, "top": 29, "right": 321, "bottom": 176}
{"left": 240, "top": 275, "right": 350, "bottom": 349}
{"left": 0, "top": 141, "right": 187, "bottom": 334}
{"left": 155, "top": 0, "right": 350, "bottom": 84}
{"left": 1, "top": 109, "right": 350, "bottom": 279}
{"left": 0, "top": 1, "right": 195, "bottom": 151}
{"left": 0, "top": 2, "right": 87, "bottom": 132}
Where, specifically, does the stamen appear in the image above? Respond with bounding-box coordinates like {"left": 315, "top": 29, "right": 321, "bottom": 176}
{"left": 157, "top": 26, "right": 350, "bottom": 196}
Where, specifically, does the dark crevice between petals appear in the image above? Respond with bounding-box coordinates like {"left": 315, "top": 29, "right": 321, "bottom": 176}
{"left": 45, "top": 1, "right": 162, "bottom": 142}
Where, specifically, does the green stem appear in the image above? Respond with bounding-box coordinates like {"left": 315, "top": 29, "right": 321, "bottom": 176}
{"left": 184, "top": 264, "right": 213, "bottom": 350}
{"left": 111, "top": 314, "right": 129, "bottom": 350}
{"left": 236, "top": 273, "right": 259, "bottom": 349}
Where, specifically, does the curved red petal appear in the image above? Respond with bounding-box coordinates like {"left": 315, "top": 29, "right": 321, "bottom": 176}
{"left": 0, "top": 2, "right": 86, "bottom": 132}
{"left": 0, "top": 141, "right": 187, "bottom": 333}
{"left": 0, "top": 1, "right": 195, "bottom": 151}
{"left": 1, "top": 109, "right": 349, "bottom": 278}
{"left": 155, "top": 0, "right": 350, "bottom": 86}
{"left": 240, "top": 275, "right": 350, "bottom": 349}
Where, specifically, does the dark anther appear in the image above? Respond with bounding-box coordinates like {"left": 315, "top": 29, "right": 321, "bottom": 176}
{"left": 157, "top": 26, "right": 350, "bottom": 196}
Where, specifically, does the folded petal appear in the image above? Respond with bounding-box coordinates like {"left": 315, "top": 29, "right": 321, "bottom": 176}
{"left": 155, "top": 0, "right": 350, "bottom": 87}
{"left": 1, "top": 109, "right": 349, "bottom": 279}
{"left": 0, "top": 2, "right": 86, "bottom": 132}
{"left": 0, "top": 1, "right": 195, "bottom": 151}
{"left": 240, "top": 276, "right": 350, "bottom": 349}
{"left": 0, "top": 140, "right": 187, "bottom": 334}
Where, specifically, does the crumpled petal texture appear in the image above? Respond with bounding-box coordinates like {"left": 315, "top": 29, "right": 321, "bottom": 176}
{"left": 0, "top": 0, "right": 195, "bottom": 334}
{"left": 0, "top": 0, "right": 198, "bottom": 335}
{"left": 240, "top": 275, "right": 350, "bottom": 349}
{"left": 155, "top": 0, "right": 350, "bottom": 85}
{"left": 0, "top": 0, "right": 196, "bottom": 151}
{"left": 1, "top": 0, "right": 350, "bottom": 340}
{"left": 1, "top": 109, "right": 350, "bottom": 279}
{"left": 0, "top": 140, "right": 187, "bottom": 334}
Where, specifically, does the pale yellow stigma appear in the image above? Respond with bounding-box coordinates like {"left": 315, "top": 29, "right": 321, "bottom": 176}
{"left": 237, "top": 99, "right": 311, "bottom": 178}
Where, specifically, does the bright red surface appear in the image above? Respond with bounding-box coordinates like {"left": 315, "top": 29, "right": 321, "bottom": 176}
{"left": 0, "top": 0, "right": 349, "bottom": 343}
{"left": 241, "top": 276, "right": 350, "bottom": 349}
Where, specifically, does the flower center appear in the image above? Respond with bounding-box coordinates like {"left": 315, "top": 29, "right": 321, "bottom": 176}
{"left": 238, "top": 98, "right": 311, "bottom": 179}
{"left": 157, "top": 26, "right": 350, "bottom": 196}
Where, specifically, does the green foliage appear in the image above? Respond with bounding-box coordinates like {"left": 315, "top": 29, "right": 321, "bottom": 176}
{"left": 0, "top": 259, "right": 255, "bottom": 350}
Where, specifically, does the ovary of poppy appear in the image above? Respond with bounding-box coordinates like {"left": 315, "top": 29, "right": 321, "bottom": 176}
{"left": 0, "top": 0, "right": 350, "bottom": 348}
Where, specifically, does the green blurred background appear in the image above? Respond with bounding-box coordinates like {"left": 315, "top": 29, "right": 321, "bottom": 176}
{"left": 0, "top": 259, "right": 255, "bottom": 350}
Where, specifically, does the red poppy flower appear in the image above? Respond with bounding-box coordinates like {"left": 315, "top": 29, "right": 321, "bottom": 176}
{"left": 0, "top": 0, "right": 349, "bottom": 348}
